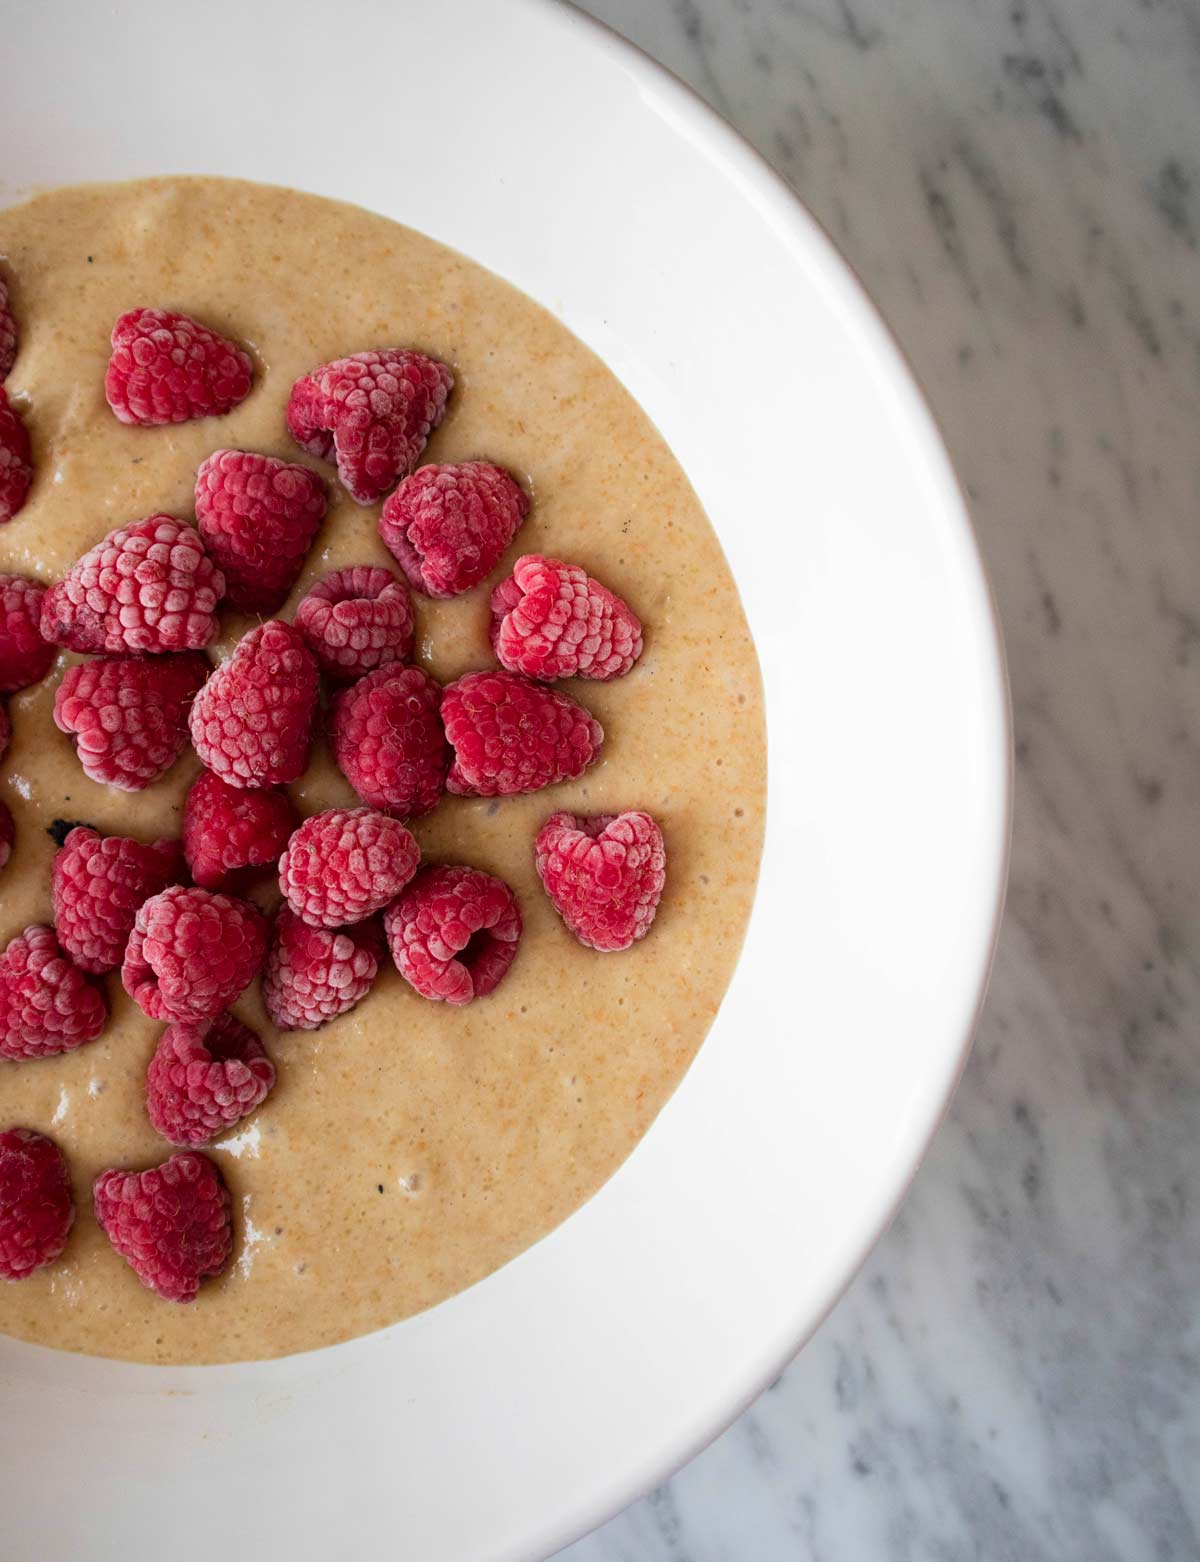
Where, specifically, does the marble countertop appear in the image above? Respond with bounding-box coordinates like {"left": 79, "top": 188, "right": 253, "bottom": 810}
{"left": 560, "top": 3, "right": 1200, "bottom": 1558}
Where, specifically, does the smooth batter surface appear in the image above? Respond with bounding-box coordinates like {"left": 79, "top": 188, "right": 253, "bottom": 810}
{"left": 0, "top": 178, "right": 765, "bottom": 1364}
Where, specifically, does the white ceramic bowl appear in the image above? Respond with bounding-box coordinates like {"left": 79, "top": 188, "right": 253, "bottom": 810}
{"left": 0, "top": 3, "right": 1009, "bottom": 1557}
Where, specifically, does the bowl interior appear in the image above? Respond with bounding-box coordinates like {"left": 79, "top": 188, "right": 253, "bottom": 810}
{"left": 0, "top": 3, "right": 1009, "bottom": 1559}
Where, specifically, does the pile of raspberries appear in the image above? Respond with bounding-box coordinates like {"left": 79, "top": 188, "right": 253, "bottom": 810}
{"left": 0, "top": 302, "right": 669, "bottom": 1303}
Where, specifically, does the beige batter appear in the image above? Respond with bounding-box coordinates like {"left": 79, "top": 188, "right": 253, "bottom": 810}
{"left": 0, "top": 177, "right": 765, "bottom": 1364}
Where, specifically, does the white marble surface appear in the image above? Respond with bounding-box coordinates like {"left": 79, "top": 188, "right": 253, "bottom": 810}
{"left": 559, "top": 2, "right": 1200, "bottom": 1558}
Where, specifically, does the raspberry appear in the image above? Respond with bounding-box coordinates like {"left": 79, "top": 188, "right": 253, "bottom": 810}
{"left": 295, "top": 565, "right": 414, "bottom": 680}
{"left": 0, "top": 798, "right": 11, "bottom": 873}
{"left": 146, "top": 1013, "right": 275, "bottom": 1147}
{"left": 279, "top": 807, "right": 419, "bottom": 929}
{"left": 379, "top": 462, "right": 529, "bottom": 599}
{"left": 182, "top": 769, "right": 297, "bottom": 889}
{"left": 441, "top": 669, "right": 603, "bottom": 798}
{"left": 286, "top": 348, "right": 453, "bottom": 505}
{"left": 0, "top": 276, "right": 16, "bottom": 381}
{"left": 329, "top": 664, "right": 447, "bottom": 816}
{"left": 384, "top": 865, "right": 522, "bottom": 1005}
{"left": 53, "top": 653, "right": 208, "bottom": 791}
{"left": 0, "top": 706, "right": 7, "bottom": 763}
{"left": 122, "top": 884, "right": 267, "bottom": 1024}
{"left": 104, "top": 308, "right": 253, "bottom": 427}
{"left": 40, "top": 515, "right": 223, "bottom": 655}
{"left": 0, "top": 924, "right": 107, "bottom": 1060}
{"left": 535, "top": 811, "right": 666, "bottom": 952}
{"left": 195, "top": 449, "right": 327, "bottom": 614}
{"left": 0, "top": 574, "right": 53, "bottom": 692}
{"left": 491, "top": 555, "right": 643, "bottom": 682}
{"left": 189, "top": 620, "right": 318, "bottom": 788}
{"left": 0, "top": 386, "right": 33, "bottom": 526}
{"left": 0, "top": 1129, "right": 74, "bottom": 1279}
{"left": 93, "top": 1151, "right": 231, "bottom": 1302}
{"left": 52, "top": 826, "right": 183, "bottom": 974}
{"left": 262, "top": 906, "right": 381, "bottom": 1031}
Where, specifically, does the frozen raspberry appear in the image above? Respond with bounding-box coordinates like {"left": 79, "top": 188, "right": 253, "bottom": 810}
{"left": 0, "top": 924, "right": 107, "bottom": 1061}
{"left": 0, "top": 798, "right": 11, "bottom": 874}
{"left": 195, "top": 449, "right": 327, "bottom": 614}
{"left": 0, "top": 1129, "right": 74, "bottom": 1279}
{"left": 295, "top": 566, "right": 414, "bottom": 680}
{"left": 40, "top": 515, "right": 223, "bottom": 655}
{"left": 146, "top": 1014, "right": 275, "bottom": 1147}
{"left": 535, "top": 811, "right": 666, "bottom": 952}
{"left": 385, "top": 865, "right": 521, "bottom": 1006}
{"left": 182, "top": 769, "right": 297, "bottom": 890}
{"left": 491, "top": 555, "right": 643, "bottom": 682}
{"left": 329, "top": 664, "right": 447, "bottom": 816}
{"left": 93, "top": 1151, "right": 231, "bottom": 1302}
{"left": 51, "top": 826, "right": 183, "bottom": 974}
{"left": 262, "top": 906, "right": 382, "bottom": 1031}
{"left": 54, "top": 653, "right": 207, "bottom": 791}
{"left": 279, "top": 807, "right": 419, "bottom": 929}
{"left": 286, "top": 348, "right": 453, "bottom": 505}
{"left": 442, "top": 669, "right": 603, "bottom": 798}
{"left": 0, "top": 574, "right": 53, "bottom": 692}
{"left": 104, "top": 308, "right": 253, "bottom": 427}
{"left": 0, "top": 386, "right": 33, "bottom": 526}
{"left": 0, "top": 276, "right": 16, "bottom": 381}
{"left": 379, "top": 462, "right": 529, "bottom": 600}
{"left": 189, "top": 620, "right": 317, "bottom": 788}
{"left": 122, "top": 884, "right": 267, "bottom": 1024}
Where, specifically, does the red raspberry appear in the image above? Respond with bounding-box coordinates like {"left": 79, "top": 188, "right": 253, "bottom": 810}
{"left": 0, "top": 797, "right": 11, "bottom": 872}
{"left": 182, "top": 769, "right": 297, "bottom": 890}
{"left": 379, "top": 462, "right": 529, "bottom": 599}
{"left": 286, "top": 348, "right": 453, "bottom": 505}
{"left": 53, "top": 653, "right": 208, "bottom": 791}
{"left": 51, "top": 826, "right": 183, "bottom": 974}
{"left": 329, "top": 664, "right": 448, "bottom": 816}
{"left": 535, "top": 811, "right": 666, "bottom": 952}
{"left": 93, "top": 1151, "right": 231, "bottom": 1302}
{"left": 384, "top": 865, "right": 522, "bottom": 1005}
{"left": 189, "top": 620, "right": 318, "bottom": 788}
{"left": 40, "top": 515, "right": 223, "bottom": 655}
{"left": 295, "top": 565, "right": 414, "bottom": 680}
{"left": 122, "top": 884, "right": 267, "bottom": 1024}
{"left": 491, "top": 555, "right": 643, "bottom": 682}
{"left": 104, "top": 308, "right": 253, "bottom": 427}
{"left": 0, "top": 276, "right": 16, "bottom": 381}
{"left": 0, "top": 1129, "right": 74, "bottom": 1280}
{"left": 0, "top": 386, "right": 33, "bottom": 525}
{"left": 195, "top": 449, "right": 327, "bottom": 614}
{"left": 279, "top": 807, "right": 419, "bottom": 929}
{"left": 441, "top": 669, "right": 603, "bottom": 798}
{"left": 146, "top": 1014, "right": 275, "bottom": 1147}
{"left": 0, "top": 924, "right": 107, "bottom": 1060}
{"left": 0, "top": 574, "right": 53, "bottom": 692}
{"left": 262, "top": 906, "right": 381, "bottom": 1031}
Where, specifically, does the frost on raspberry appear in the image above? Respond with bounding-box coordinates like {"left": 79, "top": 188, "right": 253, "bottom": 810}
{"left": 0, "top": 385, "right": 33, "bottom": 526}
{"left": 279, "top": 807, "right": 419, "bottom": 929}
{"left": 286, "top": 348, "right": 454, "bottom": 505}
{"left": 441, "top": 669, "right": 603, "bottom": 798}
{"left": 534, "top": 811, "right": 666, "bottom": 952}
{"left": 0, "top": 1129, "right": 74, "bottom": 1280}
{"left": 182, "top": 769, "right": 298, "bottom": 889}
{"left": 52, "top": 826, "right": 184, "bottom": 974}
{"left": 122, "top": 884, "right": 268, "bottom": 1024}
{"left": 379, "top": 461, "right": 529, "bottom": 599}
{"left": 262, "top": 907, "right": 382, "bottom": 1031}
{"left": 384, "top": 864, "right": 522, "bottom": 1006}
{"left": 104, "top": 308, "right": 253, "bottom": 426}
{"left": 0, "top": 574, "right": 54, "bottom": 693}
{"left": 329, "top": 663, "right": 448, "bottom": 817}
{"left": 0, "top": 924, "right": 107, "bottom": 1061}
{"left": 146, "top": 1014, "right": 276, "bottom": 1147}
{"left": 93, "top": 1152, "right": 232, "bottom": 1302}
{"left": 189, "top": 620, "right": 318, "bottom": 788}
{"left": 491, "top": 555, "right": 643, "bottom": 681}
{"left": 195, "top": 449, "right": 327, "bottom": 614}
{"left": 39, "top": 515, "right": 223, "bottom": 655}
{"left": 53, "top": 653, "right": 208, "bottom": 791}
{"left": 295, "top": 565, "right": 415, "bottom": 680}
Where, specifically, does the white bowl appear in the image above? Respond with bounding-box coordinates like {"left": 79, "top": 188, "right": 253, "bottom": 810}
{"left": 0, "top": 2, "right": 1009, "bottom": 1558}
